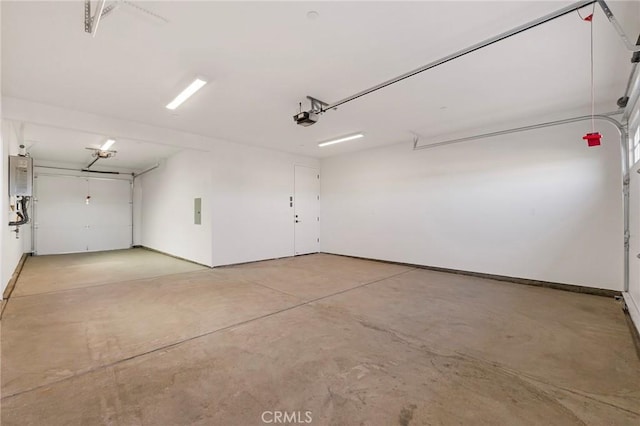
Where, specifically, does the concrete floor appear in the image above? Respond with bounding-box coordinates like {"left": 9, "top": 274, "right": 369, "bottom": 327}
{"left": 1, "top": 249, "right": 639, "bottom": 425}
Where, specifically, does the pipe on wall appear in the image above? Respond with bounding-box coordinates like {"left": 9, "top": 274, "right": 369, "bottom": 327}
{"left": 8, "top": 197, "right": 30, "bottom": 227}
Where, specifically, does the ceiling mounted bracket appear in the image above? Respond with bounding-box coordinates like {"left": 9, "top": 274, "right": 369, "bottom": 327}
{"left": 293, "top": 96, "right": 336, "bottom": 126}
{"left": 596, "top": 0, "right": 640, "bottom": 52}
{"left": 84, "top": 0, "right": 113, "bottom": 36}
{"left": 84, "top": 147, "right": 116, "bottom": 169}
{"left": 307, "top": 96, "right": 335, "bottom": 114}
{"left": 84, "top": 1, "right": 167, "bottom": 36}
{"left": 84, "top": 0, "right": 91, "bottom": 33}
{"left": 85, "top": 146, "right": 116, "bottom": 158}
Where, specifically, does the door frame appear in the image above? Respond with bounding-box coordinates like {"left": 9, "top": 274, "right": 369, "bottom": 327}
{"left": 293, "top": 164, "right": 320, "bottom": 256}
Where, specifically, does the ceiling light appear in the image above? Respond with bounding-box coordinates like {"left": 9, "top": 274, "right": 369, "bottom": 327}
{"left": 166, "top": 78, "right": 208, "bottom": 110}
{"left": 318, "top": 133, "right": 364, "bottom": 147}
{"left": 100, "top": 139, "right": 116, "bottom": 151}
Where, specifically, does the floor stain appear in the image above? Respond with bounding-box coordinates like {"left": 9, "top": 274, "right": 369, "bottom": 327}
{"left": 398, "top": 403, "right": 417, "bottom": 426}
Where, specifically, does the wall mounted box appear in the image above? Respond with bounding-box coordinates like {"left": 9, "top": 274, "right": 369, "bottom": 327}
{"left": 8, "top": 155, "right": 33, "bottom": 196}
{"left": 194, "top": 198, "right": 202, "bottom": 225}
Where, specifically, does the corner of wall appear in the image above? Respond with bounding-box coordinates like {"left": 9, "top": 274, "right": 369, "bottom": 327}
{"left": 1, "top": 120, "right": 31, "bottom": 296}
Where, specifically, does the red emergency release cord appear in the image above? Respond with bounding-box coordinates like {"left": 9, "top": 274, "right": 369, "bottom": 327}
{"left": 578, "top": 5, "right": 600, "bottom": 147}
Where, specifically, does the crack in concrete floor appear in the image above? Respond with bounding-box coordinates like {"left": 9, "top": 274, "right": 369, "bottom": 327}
{"left": 2, "top": 250, "right": 639, "bottom": 425}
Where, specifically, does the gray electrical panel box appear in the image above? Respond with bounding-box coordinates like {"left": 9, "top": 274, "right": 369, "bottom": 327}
{"left": 9, "top": 155, "right": 33, "bottom": 196}
{"left": 194, "top": 198, "right": 202, "bottom": 225}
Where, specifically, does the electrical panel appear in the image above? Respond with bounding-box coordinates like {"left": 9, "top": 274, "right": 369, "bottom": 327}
{"left": 194, "top": 198, "right": 202, "bottom": 225}
{"left": 9, "top": 155, "right": 33, "bottom": 196}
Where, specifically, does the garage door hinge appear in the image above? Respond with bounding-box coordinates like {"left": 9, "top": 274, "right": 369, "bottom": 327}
{"left": 623, "top": 177, "right": 630, "bottom": 194}
{"left": 625, "top": 231, "right": 630, "bottom": 247}
{"left": 317, "top": 238, "right": 319, "bottom": 243}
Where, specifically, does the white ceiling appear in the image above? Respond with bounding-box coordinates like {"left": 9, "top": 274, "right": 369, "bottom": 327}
{"left": 2, "top": 1, "right": 639, "bottom": 164}
{"left": 18, "top": 122, "right": 181, "bottom": 172}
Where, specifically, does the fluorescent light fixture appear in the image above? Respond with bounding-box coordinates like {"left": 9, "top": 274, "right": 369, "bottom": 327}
{"left": 100, "top": 139, "right": 116, "bottom": 151}
{"left": 166, "top": 78, "right": 208, "bottom": 110}
{"left": 318, "top": 133, "right": 364, "bottom": 147}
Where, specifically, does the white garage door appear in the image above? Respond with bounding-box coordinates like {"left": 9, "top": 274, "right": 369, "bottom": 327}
{"left": 627, "top": 103, "right": 640, "bottom": 333}
{"left": 34, "top": 174, "right": 132, "bottom": 255}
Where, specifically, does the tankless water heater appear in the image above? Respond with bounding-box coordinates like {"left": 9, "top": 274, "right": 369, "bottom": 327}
{"left": 9, "top": 155, "right": 33, "bottom": 196}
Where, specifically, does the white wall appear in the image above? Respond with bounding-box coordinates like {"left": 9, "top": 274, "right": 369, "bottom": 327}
{"left": 137, "top": 142, "right": 318, "bottom": 267}
{"left": 209, "top": 142, "right": 318, "bottom": 266}
{"left": 5, "top": 96, "right": 623, "bottom": 289}
{"left": 1, "top": 120, "right": 29, "bottom": 297}
{"left": 321, "top": 120, "right": 624, "bottom": 290}
{"left": 2, "top": 97, "right": 220, "bottom": 152}
{"left": 3, "top": 98, "right": 320, "bottom": 269}
{"left": 0, "top": 6, "right": 31, "bottom": 297}
{"left": 139, "top": 151, "right": 213, "bottom": 267}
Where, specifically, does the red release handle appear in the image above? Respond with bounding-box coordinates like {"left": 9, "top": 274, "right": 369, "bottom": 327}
{"left": 582, "top": 132, "right": 601, "bottom": 147}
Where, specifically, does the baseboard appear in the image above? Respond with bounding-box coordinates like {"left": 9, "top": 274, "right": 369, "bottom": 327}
{"left": 322, "top": 252, "right": 621, "bottom": 298}
{"left": 135, "top": 247, "right": 624, "bottom": 297}
{"left": 214, "top": 254, "right": 308, "bottom": 268}
{"left": 134, "top": 245, "right": 212, "bottom": 269}
{"left": 1, "top": 252, "right": 30, "bottom": 319}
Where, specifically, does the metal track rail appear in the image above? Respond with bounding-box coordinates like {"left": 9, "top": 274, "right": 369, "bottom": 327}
{"left": 412, "top": 112, "right": 630, "bottom": 293}
{"left": 320, "top": 0, "right": 638, "bottom": 113}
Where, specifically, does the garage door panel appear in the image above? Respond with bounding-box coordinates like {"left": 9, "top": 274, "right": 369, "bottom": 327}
{"left": 88, "top": 179, "right": 130, "bottom": 199}
{"left": 87, "top": 226, "right": 132, "bottom": 252}
{"left": 86, "top": 179, "right": 131, "bottom": 228}
{"left": 87, "top": 204, "right": 131, "bottom": 228}
{"left": 37, "top": 201, "right": 87, "bottom": 227}
{"left": 35, "top": 175, "right": 132, "bottom": 255}
{"left": 36, "top": 175, "right": 86, "bottom": 202}
{"left": 36, "top": 227, "right": 88, "bottom": 255}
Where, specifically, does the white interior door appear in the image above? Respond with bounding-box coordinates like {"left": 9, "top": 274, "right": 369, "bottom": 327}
{"left": 35, "top": 175, "right": 132, "bottom": 255}
{"left": 294, "top": 165, "right": 320, "bottom": 255}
